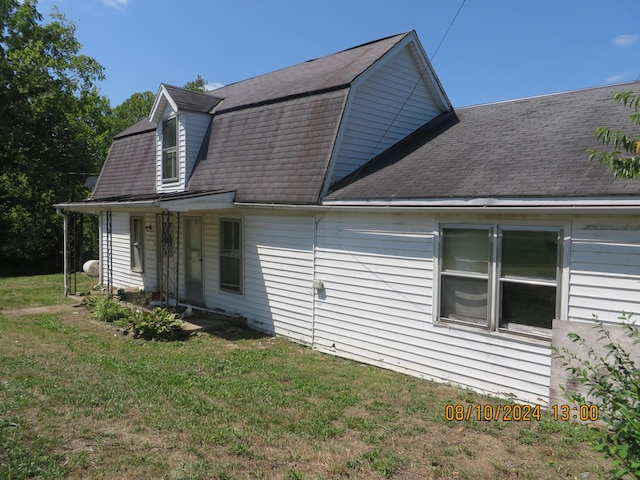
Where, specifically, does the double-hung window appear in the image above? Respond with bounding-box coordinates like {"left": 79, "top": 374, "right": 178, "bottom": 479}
{"left": 162, "top": 117, "right": 178, "bottom": 183}
{"left": 438, "top": 225, "right": 562, "bottom": 337}
{"left": 130, "top": 216, "right": 144, "bottom": 273}
{"left": 220, "top": 219, "right": 242, "bottom": 293}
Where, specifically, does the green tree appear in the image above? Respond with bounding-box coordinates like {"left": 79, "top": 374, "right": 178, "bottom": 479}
{"left": 110, "top": 90, "right": 155, "bottom": 136}
{"left": 588, "top": 91, "right": 640, "bottom": 179}
{"left": 0, "top": 0, "right": 107, "bottom": 271}
{"left": 184, "top": 74, "right": 208, "bottom": 92}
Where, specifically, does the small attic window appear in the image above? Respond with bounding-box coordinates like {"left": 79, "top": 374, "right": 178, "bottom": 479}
{"left": 162, "top": 117, "right": 178, "bottom": 183}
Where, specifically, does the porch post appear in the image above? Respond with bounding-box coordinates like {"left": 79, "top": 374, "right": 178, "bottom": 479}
{"left": 58, "top": 209, "right": 70, "bottom": 296}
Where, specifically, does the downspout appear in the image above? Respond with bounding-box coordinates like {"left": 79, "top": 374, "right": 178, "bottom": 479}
{"left": 56, "top": 208, "right": 70, "bottom": 296}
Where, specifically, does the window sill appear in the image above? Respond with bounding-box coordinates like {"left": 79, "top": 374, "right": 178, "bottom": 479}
{"left": 220, "top": 287, "right": 243, "bottom": 295}
{"left": 435, "top": 319, "right": 552, "bottom": 344}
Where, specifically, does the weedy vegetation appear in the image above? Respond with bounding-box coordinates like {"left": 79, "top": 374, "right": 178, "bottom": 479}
{"left": 0, "top": 274, "right": 616, "bottom": 479}
{"left": 555, "top": 315, "right": 640, "bottom": 480}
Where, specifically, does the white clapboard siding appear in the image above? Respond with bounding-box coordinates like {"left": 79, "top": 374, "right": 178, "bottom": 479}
{"left": 329, "top": 45, "right": 443, "bottom": 185}
{"left": 314, "top": 210, "right": 552, "bottom": 404}
{"left": 569, "top": 225, "right": 640, "bottom": 322}
{"left": 202, "top": 212, "right": 220, "bottom": 308}
{"left": 183, "top": 111, "right": 210, "bottom": 182}
{"left": 201, "top": 211, "right": 315, "bottom": 344}
{"left": 101, "top": 212, "right": 144, "bottom": 290}
{"left": 243, "top": 213, "right": 315, "bottom": 343}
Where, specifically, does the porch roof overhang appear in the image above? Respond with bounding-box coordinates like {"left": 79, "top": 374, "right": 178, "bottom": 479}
{"left": 55, "top": 190, "right": 236, "bottom": 214}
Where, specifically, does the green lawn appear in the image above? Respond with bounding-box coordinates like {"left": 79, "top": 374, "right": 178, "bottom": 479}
{"left": 0, "top": 274, "right": 612, "bottom": 479}
{"left": 0, "top": 272, "right": 94, "bottom": 309}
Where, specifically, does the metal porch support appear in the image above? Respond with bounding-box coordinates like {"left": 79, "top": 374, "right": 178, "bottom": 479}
{"left": 160, "top": 211, "right": 180, "bottom": 310}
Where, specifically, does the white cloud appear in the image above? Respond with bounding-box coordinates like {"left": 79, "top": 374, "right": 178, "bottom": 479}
{"left": 605, "top": 72, "right": 632, "bottom": 84}
{"left": 102, "top": 0, "right": 127, "bottom": 10}
{"left": 206, "top": 82, "right": 225, "bottom": 91}
{"left": 613, "top": 34, "right": 639, "bottom": 47}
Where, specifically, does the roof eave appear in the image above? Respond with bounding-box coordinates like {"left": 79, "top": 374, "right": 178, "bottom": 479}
{"left": 149, "top": 84, "right": 179, "bottom": 123}
{"left": 320, "top": 196, "right": 640, "bottom": 213}
{"left": 56, "top": 190, "right": 236, "bottom": 213}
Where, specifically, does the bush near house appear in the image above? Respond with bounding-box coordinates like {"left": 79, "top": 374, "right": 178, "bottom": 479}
{"left": 84, "top": 295, "right": 131, "bottom": 324}
{"left": 83, "top": 295, "right": 183, "bottom": 340}
{"left": 129, "top": 307, "right": 183, "bottom": 340}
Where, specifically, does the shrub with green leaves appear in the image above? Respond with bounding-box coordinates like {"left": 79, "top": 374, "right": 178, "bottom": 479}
{"left": 554, "top": 314, "right": 640, "bottom": 479}
{"left": 129, "top": 308, "right": 183, "bottom": 340}
{"left": 83, "top": 295, "right": 131, "bottom": 324}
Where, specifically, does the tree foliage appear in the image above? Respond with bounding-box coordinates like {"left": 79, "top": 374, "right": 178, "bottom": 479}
{"left": 0, "top": 0, "right": 107, "bottom": 270}
{"left": 183, "top": 74, "right": 208, "bottom": 92}
{"left": 109, "top": 90, "right": 155, "bottom": 136}
{"left": 588, "top": 91, "right": 640, "bottom": 179}
{"left": 0, "top": 0, "right": 216, "bottom": 271}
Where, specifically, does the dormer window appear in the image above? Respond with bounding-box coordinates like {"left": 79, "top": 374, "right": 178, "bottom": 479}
{"left": 162, "top": 117, "right": 178, "bottom": 183}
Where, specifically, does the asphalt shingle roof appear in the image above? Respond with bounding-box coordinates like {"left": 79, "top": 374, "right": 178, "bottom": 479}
{"left": 207, "top": 33, "right": 408, "bottom": 112}
{"left": 92, "top": 119, "right": 157, "bottom": 200}
{"left": 187, "top": 89, "right": 348, "bottom": 204}
{"left": 162, "top": 84, "right": 223, "bottom": 113}
{"left": 326, "top": 81, "right": 640, "bottom": 201}
{"left": 91, "top": 33, "right": 410, "bottom": 203}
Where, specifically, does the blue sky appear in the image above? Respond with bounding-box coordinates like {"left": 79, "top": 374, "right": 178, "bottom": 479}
{"left": 38, "top": 0, "right": 639, "bottom": 108}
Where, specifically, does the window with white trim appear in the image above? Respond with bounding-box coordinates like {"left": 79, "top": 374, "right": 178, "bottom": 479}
{"left": 130, "top": 216, "right": 144, "bottom": 273}
{"left": 161, "top": 117, "right": 178, "bottom": 183}
{"left": 220, "top": 219, "right": 242, "bottom": 293}
{"left": 438, "top": 225, "right": 562, "bottom": 337}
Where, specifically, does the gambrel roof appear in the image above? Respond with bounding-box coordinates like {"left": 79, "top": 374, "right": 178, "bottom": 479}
{"left": 91, "top": 32, "right": 421, "bottom": 204}
{"left": 91, "top": 120, "right": 157, "bottom": 201}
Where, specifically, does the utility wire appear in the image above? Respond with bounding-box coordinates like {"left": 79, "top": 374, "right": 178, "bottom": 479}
{"left": 323, "top": 0, "right": 466, "bottom": 200}
{"left": 431, "top": 0, "right": 466, "bottom": 61}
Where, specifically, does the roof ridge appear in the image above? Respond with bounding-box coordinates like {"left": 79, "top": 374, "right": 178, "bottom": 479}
{"left": 457, "top": 80, "right": 640, "bottom": 110}
{"left": 215, "top": 32, "right": 411, "bottom": 92}
{"left": 314, "top": 31, "right": 411, "bottom": 58}
{"left": 206, "top": 32, "right": 411, "bottom": 112}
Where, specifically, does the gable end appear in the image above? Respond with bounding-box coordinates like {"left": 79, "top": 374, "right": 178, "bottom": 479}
{"left": 323, "top": 32, "right": 452, "bottom": 193}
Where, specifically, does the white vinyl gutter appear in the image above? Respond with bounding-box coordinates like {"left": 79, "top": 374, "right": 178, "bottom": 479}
{"left": 316, "top": 196, "right": 640, "bottom": 214}
{"left": 232, "top": 196, "right": 640, "bottom": 214}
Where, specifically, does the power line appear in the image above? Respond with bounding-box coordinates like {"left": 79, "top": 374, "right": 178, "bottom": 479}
{"left": 431, "top": 0, "right": 466, "bottom": 61}
{"left": 323, "top": 0, "right": 466, "bottom": 199}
